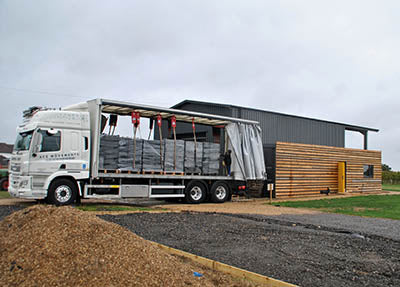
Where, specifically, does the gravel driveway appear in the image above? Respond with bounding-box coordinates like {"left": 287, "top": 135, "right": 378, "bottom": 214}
{"left": 245, "top": 212, "right": 400, "bottom": 241}
{"left": 101, "top": 212, "right": 400, "bottom": 287}
{"left": 1, "top": 204, "right": 400, "bottom": 286}
{"left": 0, "top": 205, "right": 24, "bottom": 221}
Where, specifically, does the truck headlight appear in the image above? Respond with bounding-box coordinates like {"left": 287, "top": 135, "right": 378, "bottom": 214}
{"left": 19, "top": 179, "right": 29, "bottom": 188}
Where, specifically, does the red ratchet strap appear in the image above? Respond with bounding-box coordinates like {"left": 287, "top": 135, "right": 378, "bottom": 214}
{"left": 157, "top": 114, "right": 162, "bottom": 127}
{"left": 171, "top": 115, "right": 177, "bottom": 169}
{"left": 131, "top": 112, "right": 136, "bottom": 124}
{"left": 131, "top": 112, "right": 140, "bottom": 127}
{"left": 135, "top": 112, "right": 140, "bottom": 127}
{"left": 171, "top": 116, "right": 176, "bottom": 129}
{"left": 157, "top": 114, "right": 163, "bottom": 168}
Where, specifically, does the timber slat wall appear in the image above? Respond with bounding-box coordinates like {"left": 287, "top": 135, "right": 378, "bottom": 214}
{"left": 275, "top": 142, "right": 382, "bottom": 197}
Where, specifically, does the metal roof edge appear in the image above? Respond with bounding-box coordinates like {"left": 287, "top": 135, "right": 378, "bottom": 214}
{"left": 172, "top": 100, "right": 379, "bottom": 133}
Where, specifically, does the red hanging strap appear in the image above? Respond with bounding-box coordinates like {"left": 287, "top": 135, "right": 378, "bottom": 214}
{"left": 157, "top": 114, "right": 162, "bottom": 127}
{"left": 192, "top": 117, "right": 197, "bottom": 165}
{"left": 131, "top": 112, "right": 136, "bottom": 125}
{"left": 171, "top": 115, "right": 177, "bottom": 170}
{"left": 171, "top": 115, "right": 176, "bottom": 129}
{"left": 157, "top": 114, "right": 163, "bottom": 169}
{"left": 135, "top": 112, "right": 140, "bottom": 128}
{"left": 131, "top": 112, "right": 140, "bottom": 129}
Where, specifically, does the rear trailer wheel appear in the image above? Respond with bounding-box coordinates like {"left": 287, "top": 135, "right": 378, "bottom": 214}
{"left": 210, "top": 181, "right": 231, "bottom": 203}
{"left": 0, "top": 178, "right": 9, "bottom": 191}
{"left": 185, "top": 181, "right": 206, "bottom": 204}
{"left": 48, "top": 179, "right": 77, "bottom": 205}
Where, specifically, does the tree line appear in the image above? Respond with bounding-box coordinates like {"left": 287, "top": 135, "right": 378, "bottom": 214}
{"left": 382, "top": 164, "right": 400, "bottom": 184}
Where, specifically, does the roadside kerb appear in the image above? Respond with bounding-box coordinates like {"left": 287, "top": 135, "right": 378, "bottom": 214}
{"left": 151, "top": 241, "right": 298, "bottom": 287}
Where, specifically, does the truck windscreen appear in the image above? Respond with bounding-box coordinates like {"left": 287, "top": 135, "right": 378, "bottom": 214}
{"left": 14, "top": 131, "right": 34, "bottom": 151}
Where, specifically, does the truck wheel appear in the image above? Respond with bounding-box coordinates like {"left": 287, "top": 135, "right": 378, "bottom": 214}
{"left": 48, "top": 179, "right": 77, "bottom": 205}
{"left": 185, "top": 181, "right": 206, "bottom": 204}
{"left": 0, "top": 178, "right": 9, "bottom": 191}
{"left": 210, "top": 181, "right": 231, "bottom": 203}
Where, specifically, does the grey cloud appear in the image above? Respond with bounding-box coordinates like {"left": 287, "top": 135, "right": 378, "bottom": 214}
{"left": 0, "top": 0, "right": 399, "bottom": 169}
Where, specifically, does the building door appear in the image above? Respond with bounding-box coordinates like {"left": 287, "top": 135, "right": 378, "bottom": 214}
{"left": 338, "top": 162, "right": 346, "bottom": 193}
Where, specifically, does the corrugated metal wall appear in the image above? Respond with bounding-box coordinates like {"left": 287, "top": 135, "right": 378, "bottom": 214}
{"left": 235, "top": 107, "right": 345, "bottom": 147}
{"left": 175, "top": 102, "right": 345, "bottom": 148}
{"left": 180, "top": 103, "right": 232, "bottom": 117}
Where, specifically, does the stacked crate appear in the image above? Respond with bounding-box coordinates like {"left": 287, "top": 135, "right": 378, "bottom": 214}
{"left": 164, "top": 139, "right": 185, "bottom": 172}
{"left": 142, "top": 140, "right": 163, "bottom": 171}
{"left": 184, "top": 141, "right": 203, "bottom": 173}
{"left": 117, "top": 137, "right": 143, "bottom": 171}
{"left": 202, "top": 142, "right": 220, "bottom": 175}
{"left": 99, "top": 135, "right": 221, "bottom": 175}
{"left": 99, "top": 135, "right": 120, "bottom": 170}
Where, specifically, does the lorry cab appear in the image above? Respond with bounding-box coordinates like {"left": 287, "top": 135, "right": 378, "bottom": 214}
{"left": 9, "top": 108, "right": 90, "bottom": 204}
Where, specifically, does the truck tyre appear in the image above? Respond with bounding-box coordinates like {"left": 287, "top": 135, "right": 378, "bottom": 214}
{"left": 0, "top": 178, "right": 9, "bottom": 191}
{"left": 210, "top": 181, "right": 231, "bottom": 203}
{"left": 48, "top": 179, "right": 77, "bottom": 205}
{"left": 185, "top": 180, "right": 206, "bottom": 204}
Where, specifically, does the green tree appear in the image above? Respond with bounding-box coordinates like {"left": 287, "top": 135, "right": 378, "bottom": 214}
{"left": 382, "top": 164, "right": 392, "bottom": 172}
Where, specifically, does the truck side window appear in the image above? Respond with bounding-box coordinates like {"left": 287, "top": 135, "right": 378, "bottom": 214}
{"left": 39, "top": 130, "right": 61, "bottom": 152}
{"left": 84, "top": 137, "right": 89, "bottom": 150}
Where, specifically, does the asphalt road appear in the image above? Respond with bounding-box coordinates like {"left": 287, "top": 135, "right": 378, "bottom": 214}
{"left": 236, "top": 212, "right": 400, "bottom": 241}
{"left": 101, "top": 212, "right": 400, "bottom": 287}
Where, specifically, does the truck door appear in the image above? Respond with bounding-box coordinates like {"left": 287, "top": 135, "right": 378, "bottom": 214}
{"left": 29, "top": 129, "right": 63, "bottom": 177}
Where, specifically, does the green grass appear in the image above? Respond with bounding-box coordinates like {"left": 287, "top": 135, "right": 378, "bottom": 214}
{"left": 0, "top": 191, "right": 10, "bottom": 198}
{"left": 382, "top": 184, "right": 400, "bottom": 192}
{"left": 275, "top": 194, "right": 400, "bottom": 220}
{"left": 75, "top": 204, "right": 156, "bottom": 212}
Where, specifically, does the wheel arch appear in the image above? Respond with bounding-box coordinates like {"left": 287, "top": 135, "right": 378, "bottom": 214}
{"left": 185, "top": 179, "right": 209, "bottom": 194}
{"left": 46, "top": 175, "right": 82, "bottom": 197}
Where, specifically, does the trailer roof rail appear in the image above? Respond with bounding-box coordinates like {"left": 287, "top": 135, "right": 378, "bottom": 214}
{"left": 97, "top": 98, "right": 260, "bottom": 126}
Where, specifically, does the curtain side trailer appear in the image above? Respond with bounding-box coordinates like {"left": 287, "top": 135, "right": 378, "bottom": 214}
{"left": 9, "top": 98, "right": 266, "bottom": 205}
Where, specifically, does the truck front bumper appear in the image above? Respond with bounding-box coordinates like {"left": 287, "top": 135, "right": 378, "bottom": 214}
{"left": 9, "top": 174, "right": 47, "bottom": 199}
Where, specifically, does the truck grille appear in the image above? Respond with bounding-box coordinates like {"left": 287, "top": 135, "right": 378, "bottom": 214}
{"left": 10, "top": 164, "right": 21, "bottom": 172}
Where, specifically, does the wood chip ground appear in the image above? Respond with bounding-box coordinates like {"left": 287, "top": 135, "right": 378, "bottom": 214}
{"left": 0, "top": 205, "right": 261, "bottom": 286}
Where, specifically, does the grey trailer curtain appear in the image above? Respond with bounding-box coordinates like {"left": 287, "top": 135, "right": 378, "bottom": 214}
{"left": 225, "top": 123, "right": 265, "bottom": 181}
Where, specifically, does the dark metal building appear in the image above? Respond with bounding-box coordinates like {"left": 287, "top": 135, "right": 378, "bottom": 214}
{"left": 170, "top": 100, "right": 379, "bottom": 184}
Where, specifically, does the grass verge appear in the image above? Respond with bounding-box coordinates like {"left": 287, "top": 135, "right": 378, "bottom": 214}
{"left": 0, "top": 191, "right": 10, "bottom": 198}
{"left": 75, "top": 204, "right": 157, "bottom": 212}
{"left": 275, "top": 194, "right": 400, "bottom": 220}
{"left": 382, "top": 184, "right": 400, "bottom": 192}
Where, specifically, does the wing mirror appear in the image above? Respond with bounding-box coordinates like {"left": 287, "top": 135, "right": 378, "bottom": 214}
{"left": 31, "top": 131, "right": 43, "bottom": 154}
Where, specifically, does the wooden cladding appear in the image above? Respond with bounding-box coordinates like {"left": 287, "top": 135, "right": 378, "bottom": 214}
{"left": 275, "top": 142, "right": 382, "bottom": 197}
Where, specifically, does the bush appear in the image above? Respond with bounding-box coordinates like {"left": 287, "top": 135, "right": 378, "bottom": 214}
{"left": 382, "top": 171, "right": 400, "bottom": 184}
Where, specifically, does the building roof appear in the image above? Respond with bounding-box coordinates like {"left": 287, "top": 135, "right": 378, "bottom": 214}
{"left": 0, "top": 155, "right": 9, "bottom": 166}
{"left": 172, "top": 100, "right": 379, "bottom": 133}
{"left": 0, "top": 143, "right": 13, "bottom": 153}
{"left": 0, "top": 153, "right": 11, "bottom": 159}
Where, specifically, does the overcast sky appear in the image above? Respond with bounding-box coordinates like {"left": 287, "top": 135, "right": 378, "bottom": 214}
{"left": 1, "top": 1, "right": 399, "bottom": 169}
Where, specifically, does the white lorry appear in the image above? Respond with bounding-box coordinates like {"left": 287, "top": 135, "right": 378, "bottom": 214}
{"left": 9, "top": 98, "right": 265, "bottom": 205}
